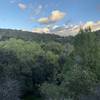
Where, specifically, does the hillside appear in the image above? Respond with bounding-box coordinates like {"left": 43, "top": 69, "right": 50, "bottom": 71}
{"left": 0, "top": 29, "right": 74, "bottom": 44}
{"left": 0, "top": 28, "right": 100, "bottom": 100}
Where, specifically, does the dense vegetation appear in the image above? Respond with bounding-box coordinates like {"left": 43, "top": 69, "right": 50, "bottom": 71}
{"left": 0, "top": 28, "right": 100, "bottom": 100}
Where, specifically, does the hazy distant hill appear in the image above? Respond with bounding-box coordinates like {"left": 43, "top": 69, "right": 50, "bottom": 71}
{"left": 0, "top": 29, "right": 74, "bottom": 44}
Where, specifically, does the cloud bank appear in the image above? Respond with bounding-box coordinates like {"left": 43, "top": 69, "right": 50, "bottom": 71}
{"left": 32, "top": 21, "right": 100, "bottom": 36}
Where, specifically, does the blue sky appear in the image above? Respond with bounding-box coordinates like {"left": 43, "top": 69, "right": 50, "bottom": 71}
{"left": 0, "top": 0, "right": 100, "bottom": 35}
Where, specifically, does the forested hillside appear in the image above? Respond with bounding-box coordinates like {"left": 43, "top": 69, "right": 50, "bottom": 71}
{"left": 0, "top": 29, "right": 100, "bottom": 100}
{"left": 0, "top": 29, "right": 73, "bottom": 44}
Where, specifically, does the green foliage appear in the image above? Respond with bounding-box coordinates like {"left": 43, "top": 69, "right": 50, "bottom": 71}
{"left": 63, "top": 65, "right": 97, "bottom": 100}
{"left": 0, "top": 29, "right": 100, "bottom": 100}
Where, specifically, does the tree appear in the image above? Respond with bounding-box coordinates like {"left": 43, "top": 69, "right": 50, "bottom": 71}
{"left": 62, "top": 64, "right": 96, "bottom": 100}
{"left": 0, "top": 78, "right": 21, "bottom": 100}
{"left": 0, "top": 49, "right": 21, "bottom": 100}
{"left": 40, "top": 83, "right": 72, "bottom": 100}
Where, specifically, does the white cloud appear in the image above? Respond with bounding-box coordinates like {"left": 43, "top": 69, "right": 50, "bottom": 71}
{"left": 37, "top": 10, "right": 66, "bottom": 24}
{"left": 91, "top": 21, "right": 100, "bottom": 31}
{"left": 18, "top": 3, "right": 27, "bottom": 10}
{"left": 32, "top": 21, "right": 100, "bottom": 36}
{"left": 38, "top": 17, "right": 49, "bottom": 24}
{"left": 32, "top": 27, "right": 50, "bottom": 33}
{"left": 50, "top": 25, "right": 79, "bottom": 36}
{"left": 51, "top": 21, "right": 100, "bottom": 36}
{"left": 81, "top": 21, "right": 100, "bottom": 31}
{"left": 83, "top": 21, "right": 94, "bottom": 29}
{"left": 50, "top": 10, "right": 65, "bottom": 22}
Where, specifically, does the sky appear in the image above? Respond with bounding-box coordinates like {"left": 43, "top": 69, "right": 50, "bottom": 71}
{"left": 0, "top": 0, "right": 100, "bottom": 36}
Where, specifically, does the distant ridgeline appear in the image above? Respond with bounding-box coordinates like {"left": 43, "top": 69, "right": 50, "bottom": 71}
{"left": 0, "top": 29, "right": 73, "bottom": 43}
